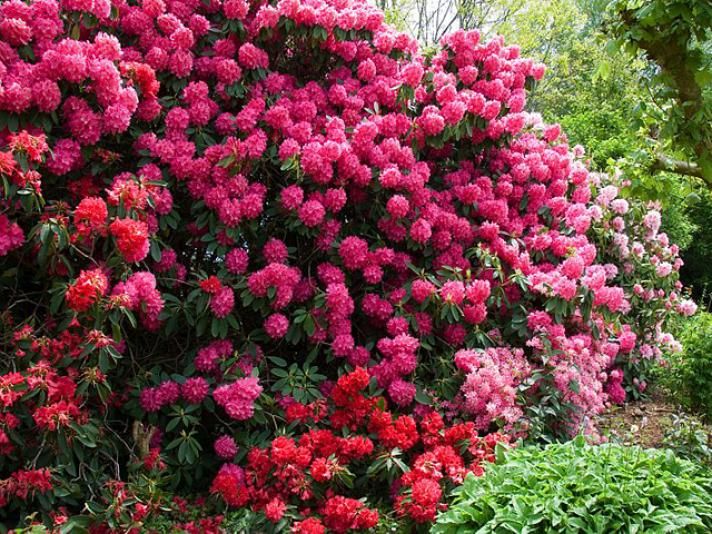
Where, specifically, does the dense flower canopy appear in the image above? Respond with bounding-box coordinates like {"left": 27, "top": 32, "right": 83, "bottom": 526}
{"left": 0, "top": 0, "right": 693, "bottom": 529}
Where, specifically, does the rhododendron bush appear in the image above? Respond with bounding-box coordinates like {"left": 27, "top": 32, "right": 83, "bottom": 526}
{"left": 0, "top": 0, "right": 695, "bottom": 529}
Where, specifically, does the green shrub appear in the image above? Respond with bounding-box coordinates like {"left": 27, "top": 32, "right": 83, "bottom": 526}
{"left": 433, "top": 437, "right": 712, "bottom": 533}
{"left": 663, "top": 312, "right": 712, "bottom": 419}
{"left": 680, "top": 193, "right": 712, "bottom": 307}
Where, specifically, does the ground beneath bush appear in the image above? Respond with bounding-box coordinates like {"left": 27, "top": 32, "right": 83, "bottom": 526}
{"left": 596, "top": 390, "right": 710, "bottom": 449}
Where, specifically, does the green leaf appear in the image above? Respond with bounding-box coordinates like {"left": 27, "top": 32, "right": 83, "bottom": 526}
{"left": 150, "top": 240, "right": 162, "bottom": 262}
{"left": 269, "top": 356, "right": 287, "bottom": 367}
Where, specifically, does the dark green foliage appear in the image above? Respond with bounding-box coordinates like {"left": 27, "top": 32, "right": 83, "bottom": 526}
{"left": 663, "top": 414, "right": 712, "bottom": 469}
{"left": 679, "top": 193, "right": 712, "bottom": 305}
{"left": 433, "top": 437, "right": 712, "bottom": 533}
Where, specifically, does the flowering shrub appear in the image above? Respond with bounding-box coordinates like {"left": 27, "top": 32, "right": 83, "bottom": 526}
{"left": 587, "top": 172, "right": 697, "bottom": 401}
{"left": 0, "top": 0, "right": 692, "bottom": 529}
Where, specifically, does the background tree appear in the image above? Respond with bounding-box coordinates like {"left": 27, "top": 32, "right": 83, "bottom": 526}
{"left": 380, "top": 0, "right": 520, "bottom": 46}
{"left": 600, "top": 0, "right": 712, "bottom": 185}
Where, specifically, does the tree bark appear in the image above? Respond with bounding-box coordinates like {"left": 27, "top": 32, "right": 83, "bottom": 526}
{"left": 652, "top": 154, "right": 709, "bottom": 184}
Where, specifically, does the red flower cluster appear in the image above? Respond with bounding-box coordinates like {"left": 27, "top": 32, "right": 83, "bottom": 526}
{"left": 321, "top": 496, "right": 379, "bottom": 533}
{"left": 74, "top": 197, "right": 109, "bottom": 239}
{"left": 0, "top": 469, "right": 52, "bottom": 507}
{"left": 208, "top": 368, "right": 507, "bottom": 527}
{"left": 396, "top": 412, "right": 508, "bottom": 522}
{"left": 66, "top": 268, "right": 109, "bottom": 312}
{"left": 109, "top": 218, "right": 150, "bottom": 264}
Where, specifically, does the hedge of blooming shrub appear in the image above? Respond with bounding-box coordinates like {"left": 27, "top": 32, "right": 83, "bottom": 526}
{"left": 0, "top": 0, "right": 696, "bottom": 530}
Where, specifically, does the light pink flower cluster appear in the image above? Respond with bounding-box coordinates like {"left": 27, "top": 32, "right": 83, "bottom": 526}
{"left": 454, "top": 348, "right": 529, "bottom": 430}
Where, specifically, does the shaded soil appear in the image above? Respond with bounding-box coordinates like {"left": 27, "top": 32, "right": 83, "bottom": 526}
{"left": 595, "top": 390, "right": 704, "bottom": 448}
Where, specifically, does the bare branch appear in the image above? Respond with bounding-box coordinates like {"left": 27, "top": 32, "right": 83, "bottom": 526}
{"left": 652, "top": 154, "right": 708, "bottom": 183}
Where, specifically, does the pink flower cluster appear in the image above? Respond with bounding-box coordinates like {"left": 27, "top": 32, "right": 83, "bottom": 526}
{"left": 194, "top": 340, "right": 234, "bottom": 375}
{"left": 112, "top": 272, "right": 164, "bottom": 331}
{"left": 139, "top": 380, "right": 181, "bottom": 412}
{"left": 0, "top": 215, "right": 24, "bottom": 256}
{"left": 140, "top": 377, "right": 210, "bottom": 412}
{"left": 0, "top": 0, "right": 155, "bottom": 151}
{"left": 213, "top": 376, "right": 263, "bottom": 421}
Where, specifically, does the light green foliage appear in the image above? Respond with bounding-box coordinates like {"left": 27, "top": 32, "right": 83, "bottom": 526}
{"left": 660, "top": 312, "right": 712, "bottom": 420}
{"left": 433, "top": 437, "right": 712, "bottom": 533}
{"left": 376, "top": 0, "right": 411, "bottom": 32}
{"left": 659, "top": 193, "right": 696, "bottom": 252}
